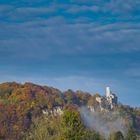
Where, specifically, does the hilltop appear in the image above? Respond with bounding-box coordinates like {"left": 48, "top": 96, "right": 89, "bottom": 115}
{"left": 0, "top": 82, "right": 140, "bottom": 140}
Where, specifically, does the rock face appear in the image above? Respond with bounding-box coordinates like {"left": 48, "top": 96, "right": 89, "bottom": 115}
{"left": 42, "top": 106, "right": 63, "bottom": 116}
{"left": 96, "top": 87, "right": 118, "bottom": 111}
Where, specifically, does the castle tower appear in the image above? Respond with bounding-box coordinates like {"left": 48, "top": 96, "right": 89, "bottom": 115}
{"left": 106, "top": 87, "right": 118, "bottom": 109}
{"left": 106, "top": 87, "right": 111, "bottom": 97}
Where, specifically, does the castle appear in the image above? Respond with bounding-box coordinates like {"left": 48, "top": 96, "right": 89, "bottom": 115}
{"left": 42, "top": 87, "right": 118, "bottom": 115}
{"left": 96, "top": 87, "right": 118, "bottom": 111}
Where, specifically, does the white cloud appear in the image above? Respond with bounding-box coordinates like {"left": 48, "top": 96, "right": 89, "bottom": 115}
{"left": 66, "top": 5, "right": 100, "bottom": 13}
{"left": 125, "top": 68, "right": 140, "bottom": 78}
{"left": 0, "top": 18, "right": 140, "bottom": 60}
{"left": 67, "top": 0, "right": 140, "bottom": 18}
{"left": 15, "top": 6, "right": 56, "bottom": 15}
{"left": 0, "top": 5, "right": 14, "bottom": 18}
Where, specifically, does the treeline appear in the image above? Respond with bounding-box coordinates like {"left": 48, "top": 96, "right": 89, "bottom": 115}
{"left": 0, "top": 82, "right": 139, "bottom": 140}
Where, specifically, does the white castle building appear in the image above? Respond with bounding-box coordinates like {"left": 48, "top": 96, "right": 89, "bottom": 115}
{"left": 96, "top": 87, "right": 118, "bottom": 110}
{"left": 106, "top": 87, "right": 117, "bottom": 109}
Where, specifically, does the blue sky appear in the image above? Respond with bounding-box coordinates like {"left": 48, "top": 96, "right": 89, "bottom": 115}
{"left": 0, "top": 0, "right": 140, "bottom": 107}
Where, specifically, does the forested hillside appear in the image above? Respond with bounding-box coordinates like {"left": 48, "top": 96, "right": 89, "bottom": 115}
{"left": 0, "top": 82, "right": 140, "bottom": 140}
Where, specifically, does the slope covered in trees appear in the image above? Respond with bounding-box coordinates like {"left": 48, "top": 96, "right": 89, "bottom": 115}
{"left": 0, "top": 82, "right": 139, "bottom": 140}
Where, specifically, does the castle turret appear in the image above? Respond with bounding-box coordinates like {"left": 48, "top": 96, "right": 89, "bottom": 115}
{"left": 106, "top": 87, "right": 111, "bottom": 97}
{"left": 106, "top": 87, "right": 118, "bottom": 109}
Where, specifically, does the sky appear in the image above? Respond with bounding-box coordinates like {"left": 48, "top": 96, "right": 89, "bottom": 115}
{"left": 0, "top": 0, "right": 140, "bottom": 107}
